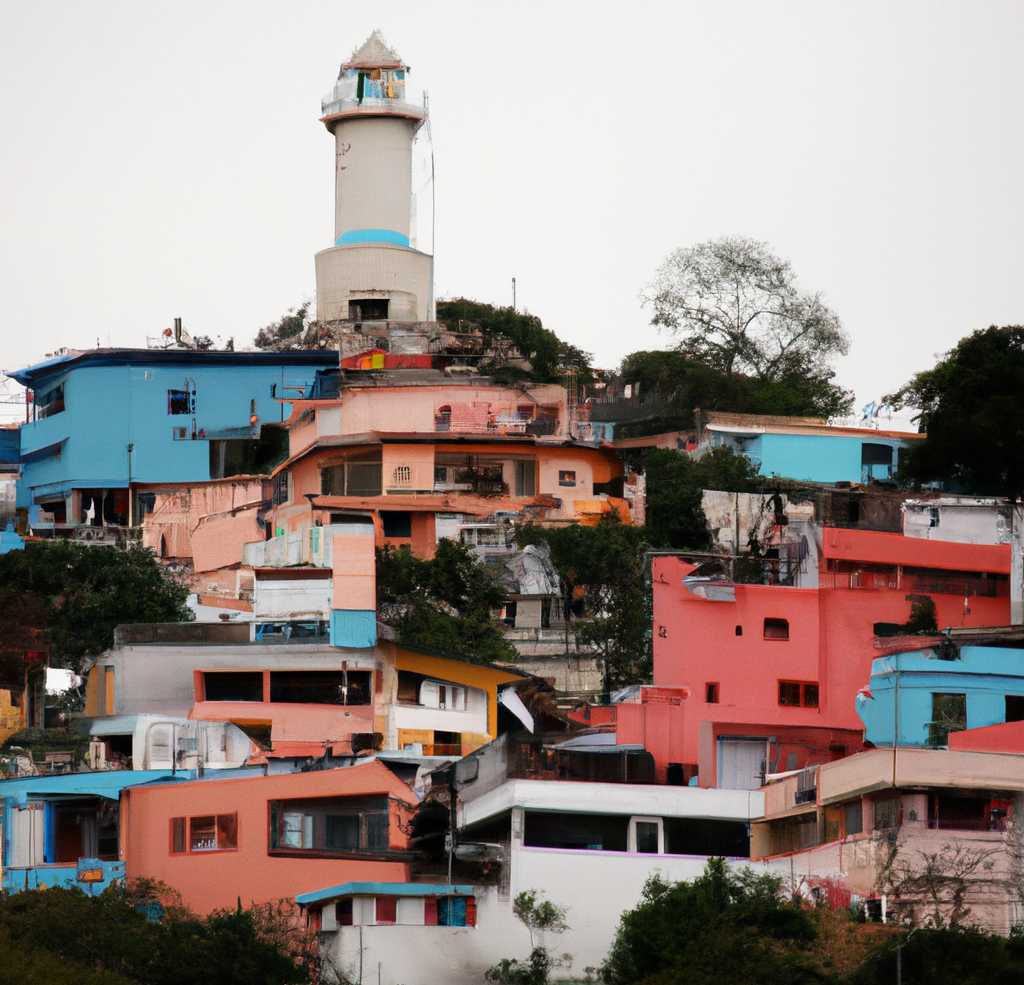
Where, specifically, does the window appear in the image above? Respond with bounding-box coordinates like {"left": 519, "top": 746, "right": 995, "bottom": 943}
{"left": 391, "top": 465, "right": 411, "bottom": 487}
{"left": 272, "top": 471, "right": 290, "bottom": 507}
{"left": 35, "top": 383, "right": 65, "bottom": 419}
{"left": 705, "top": 683, "right": 719, "bottom": 704}
{"left": 873, "top": 794, "right": 900, "bottom": 831}
{"left": 764, "top": 618, "right": 789, "bottom": 640}
{"left": 167, "top": 389, "right": 195, "bottom": 415}
{"left": 435, "top": 406, "right": 452, "bottom": 431}
{"left": 929, "top": 692, "right": 967, "bottom": 746}
{"left": 203, "top": 671, "right": 264, "bottom": 702}
{"left": 1007, "top": 695, "right": 1024, "bottom": 723}
{"left": 270, "top": 795, "right": 389, "bottom": 854}
{"left": 320, "top": 456, "right": 383, "bottom": 497}
{"left": 348, "top": 298, "right": 388, "bottom": 321}
{"left": 437, "top": 896, "right": 475, "bottom": 926}
{"left": 171, "top": 813, "right": 238, "bottom": 853}
{"left": 558, "top": 470, "right": 576, "bottom": 487}
{"left": 419, "top": 680, "right": 467, "bottom": 711}
{"left": 514, "top": 460, "right": 536, "bottom": 497}
{"left": 735, "top": 625, "right": 743, "bottom": 636}
{"left": 270, "top": 670, "right": 372, "bottom": 706}
{"left": 845, "top": 800, "right": 863, "bottom": 836}
{"left": 779, "top": 681, "right": 819, "bottom": 708}
{"left": 375, "top": 897, "right": 397, "bottom": 925}
{"left": 381, "top": 511, "right": 412, "bottom": 538}
{"left": 628, "top": 816, "right": 663, "bottom": 854}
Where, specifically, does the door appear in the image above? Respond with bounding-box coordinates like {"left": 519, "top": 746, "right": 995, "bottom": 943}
{"left": 716, "top": 739, "right": 767, "bottom": 790}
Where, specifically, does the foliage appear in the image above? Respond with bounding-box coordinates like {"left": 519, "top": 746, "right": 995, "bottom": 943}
{"left": 376, "top": 539, "right": 517, "bottom": 663}
{"left": 602, "top": 860, "right": 819, "bottom": 985}
{"left": 0, "top": 542, "right": 192, "bottom": 674}
{"left": 436, "top": 298, "right": 593, "bottom": 385}
{"left": 516, "top": 515, "right": 651, "bottom": 690}
{"left": 0, "top": 882, "right": 305, "bottom": 985}
{"left": 639, "top": 237, "right": 852, "bottom": 416}
{"left": 619, "top": 348, "right": 852, "bottom": 422}
{"left": 885, "top": 325, "right": 1024, "bottom": 497}
{"left": 254, "top": 303, "right": 311, "bottom": 349}
{"left": 643, "top": 446, "right": 761, "bottom": 550}
{"left": 486, "top": 890, "right": 569, "bottom": 985}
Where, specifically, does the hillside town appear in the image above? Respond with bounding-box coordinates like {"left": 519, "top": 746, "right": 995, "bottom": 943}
{"left": 2, "top": 28, "right": 1024, "bottom": 985}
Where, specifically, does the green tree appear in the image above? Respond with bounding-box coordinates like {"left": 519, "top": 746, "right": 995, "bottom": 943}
{"left": 0, "top": 542, "right": 192, "bottom": 674}
{"left": 602, "top": 860, "right": 819, "bottom": 985}
{"left": 485, "top": 890, "right": 569, "bottom": 985}
{"left": 253, "top": 302, "right": 311, "bottom": 349}
{"left": 436, "top": 298, "right": 593, "bottom": 385}
{"left": 640, "top": 237, "right": 852, "bottom": 415}
{"left": 644, "top": 446, "right": 760, "bottom": 550}
{"left": 619, "top": 348, "right": 851, "bottom": 422}
{"left": 377, "top": 539, "right": 517, "bottom": 663}
{"left": 517, "top": 515, "right": 651, "bottom": 690}
{"left": 886, "top": 325, "right": 1024, "bottom": 498}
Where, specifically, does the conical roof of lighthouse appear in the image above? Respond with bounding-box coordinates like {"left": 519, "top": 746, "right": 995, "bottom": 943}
{"left": 343, "top": 30, "right": 404, "bottom": 70}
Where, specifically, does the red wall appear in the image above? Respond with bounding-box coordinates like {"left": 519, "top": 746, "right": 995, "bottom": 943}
{"left": 122, "top": 761, "right": 413, "bottom": 914}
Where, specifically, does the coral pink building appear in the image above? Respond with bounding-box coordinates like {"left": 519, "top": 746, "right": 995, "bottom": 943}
{"left": 121, "top": 760, "right": 416, "bottom": 914}
{"left": 619, "top": 527, "right": 1010, "bottom": 788}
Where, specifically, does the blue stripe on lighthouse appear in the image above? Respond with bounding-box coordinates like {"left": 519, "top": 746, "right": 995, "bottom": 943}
{"left": 335, "top": 229, "right": 410, "bottom": 247}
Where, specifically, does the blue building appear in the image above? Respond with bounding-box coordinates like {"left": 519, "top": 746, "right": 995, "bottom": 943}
{"left": 7, "top": 348, "right": 336, "bottom": 534}
{"left": 856, "top": 644, "right": 1024, "bottom": 748}
{"left": 704, "top": 413, "right": 923, "bottom": 485}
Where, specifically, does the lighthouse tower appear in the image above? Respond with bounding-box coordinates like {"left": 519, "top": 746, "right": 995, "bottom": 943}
{"left": 315, "top": 32, "right": 433, "bottom": 325}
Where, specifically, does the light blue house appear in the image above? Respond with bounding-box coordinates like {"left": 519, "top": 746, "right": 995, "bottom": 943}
{"left": 7, "top": 348, "right": 336, "bottom": 531}
{"left": 855, "top": 645, "right": 1024, "bottom": 748}
{"left": 705, "top": 415, "right": 923, "bottom": 485}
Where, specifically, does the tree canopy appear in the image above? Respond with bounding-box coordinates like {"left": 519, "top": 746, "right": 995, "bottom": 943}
{"left": 886, "top": 325, "right": 1024, "bottom": 498}
{"left": 0, "top": 542, "right": 192, "bottom": 674}
{"left": 436, "top": 298, "right": 593, "bottom": 385}
{"left": 376, "top": 539, "right": 517, "bottom": 664}
{"left": 640, "top": 237, "right": 851, "bottom": 416}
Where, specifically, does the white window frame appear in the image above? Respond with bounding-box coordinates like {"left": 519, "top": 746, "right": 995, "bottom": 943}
{"left": 628, "top": 815, "right": 664, "bottom": 854}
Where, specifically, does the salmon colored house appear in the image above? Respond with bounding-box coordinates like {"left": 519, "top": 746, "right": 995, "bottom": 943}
{"left": 620, "top": 527, "right": 1011, "bottom": 789}
{"left": 121, "top": 759, "right": 415, "bottom": 915}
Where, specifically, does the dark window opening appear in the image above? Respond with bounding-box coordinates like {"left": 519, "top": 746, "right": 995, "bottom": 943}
{"left": 35, "top": 383, "right": 65, "bottom": 420}
{"left": 524, "top": 811, "right": 627, "bottom": 852}
{"left": 764, "top": 618, "right": 789, "bottom": 640}
{"left": 348, "top": 298, "right": 389, "bottom": 321}
{"left": 320, "top": 457, "right": 383, "bottom": 497}
{"left": 376, "top": 897, "right": 397, "bottom": 924}
{"left": 706, "top": 683, "right": 719, "bottom": 704}
{"left": 1006, "top": 695, "right": 1024, "bottom": 723}
{"left": 53, "top": 798, "right": 119, "bottom": 863}
{"left": 338, "top": 899, "right": 354, "bottom": 926}
{"left": 735, "top": 625, "right": 743, "bottom": 636}
{"left": 862, "top": 443, "right": 894, "bottom": 466}
{"left": 847, "top": 499, "right": 861, "bottom": 524}
{"left": 929, "top": 692, "right": 966, "bottom": 746}
{"left": 168, "top": 390, "right": 194, "bottom": 415}
{"left": 558, "top": 470, "right": 577, "bottom": 487}
{"left": 634, "top": 821, "right": 660, "bottom": 853}
{"left": 381, "top": 511, "right": 412, "bottom": 538}
{"left": 514, "top": 460, "right": 537, "bottom": 497}
{"left": 664, "top": 817, "right": 749, "bottom": 857}
{"left": 435, "top": 406, "right": 452, "bottom": 431}
{"left": 269, "top": 795, "right": 389, "bottom": 853}
{"left": 593, "top": 477, "right": 624, "bottom": 497}
{"left": 873, "top": 795, "right": 901, "bottom": 831}
{"left": 272, "top": 471, "right": 290, "bottom": 507}
{"left": 203, "top": 672, "right": 264, "bottom": 703}
{"left": 929, "top": 794, "right": 999, "bottom": 831}
{"left": 779, "top": 681, "right": 818, "bottom": 708}
{"left": 210, "top": 439, "right": 259, "bottom": 480}
{"left": 269, "top": 670, "right": 372, "bottom": 705}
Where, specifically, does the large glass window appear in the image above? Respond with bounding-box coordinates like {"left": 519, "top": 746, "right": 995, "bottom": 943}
{"left": 269, "top": 795, "right": 389, "bottom": 854}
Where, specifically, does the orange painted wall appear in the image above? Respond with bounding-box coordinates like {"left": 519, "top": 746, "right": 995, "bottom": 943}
{"left": 121, "top": 760, "right": 413, "bottom": 915}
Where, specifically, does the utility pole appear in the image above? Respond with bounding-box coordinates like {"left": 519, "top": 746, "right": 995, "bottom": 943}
{"left": 512, "top": 277, "right": 516, "bottom": 313}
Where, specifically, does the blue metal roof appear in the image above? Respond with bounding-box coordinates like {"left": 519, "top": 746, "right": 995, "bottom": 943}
{"left": 296, "top": 882, "right": 476, "bottom": 906}
{"left": 8, "top": 348, "right": 338, "bottom": 387}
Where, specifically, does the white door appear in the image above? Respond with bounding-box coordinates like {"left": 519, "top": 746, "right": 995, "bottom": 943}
{"left": 716, "top": 739, "right": 767, "bottom": 790}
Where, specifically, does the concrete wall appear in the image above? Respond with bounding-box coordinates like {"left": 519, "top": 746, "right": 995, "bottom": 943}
{"left": 315, "top": 243, "right": 432, "bottom": 323}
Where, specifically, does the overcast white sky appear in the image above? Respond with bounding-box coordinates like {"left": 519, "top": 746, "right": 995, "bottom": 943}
{"left": 1, "top": 1, "right": 1022, "bottom": 418}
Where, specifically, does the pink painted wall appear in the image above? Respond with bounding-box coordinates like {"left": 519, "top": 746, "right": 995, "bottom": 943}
{"left": 647, "top": 530, "right": 1012, "bottom": 786}
{"left": 948, "top": 719, "right": 1024, "bottom": 754}
{"left": 122, "top": 760, "right": 413, "bottom": 915}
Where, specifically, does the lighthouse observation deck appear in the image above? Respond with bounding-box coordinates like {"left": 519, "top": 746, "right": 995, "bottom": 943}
{"left": 321, "top": 71, "right": 426, "bottom": 127}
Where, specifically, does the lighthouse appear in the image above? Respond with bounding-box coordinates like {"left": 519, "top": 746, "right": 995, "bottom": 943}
{"left": 315, "top": 31, "right": 434, "bottom": 325}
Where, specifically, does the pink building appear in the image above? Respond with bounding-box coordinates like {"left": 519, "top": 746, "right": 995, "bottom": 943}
{"left": 121, "top": 759, "right": 415, "bottom": 914}
{"left": 619, "top": 527, "right": 1010, "bottom": 788}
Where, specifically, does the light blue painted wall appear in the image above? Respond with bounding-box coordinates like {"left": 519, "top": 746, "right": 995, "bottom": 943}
{"left": 855, "top": 646, "right": 1024, "bottom": 746}
{"left": 17, "top": 358, "right": 331, "bottom": 500}
{"left": 716, "top": 431, "right": 913, "bottom": 484}
{"left": 330, "top": 609, "right": 377, "bottom": 648}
